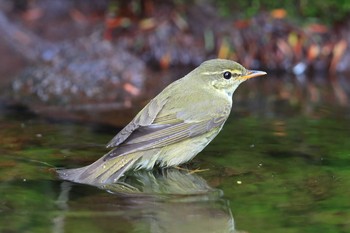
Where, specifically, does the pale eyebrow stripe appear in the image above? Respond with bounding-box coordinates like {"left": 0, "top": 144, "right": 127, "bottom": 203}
{"left": 201, "top": 69, "right": 242, "bottom": 75}
{"left": 201, "top": 71, "right": 222, "bottom": 75}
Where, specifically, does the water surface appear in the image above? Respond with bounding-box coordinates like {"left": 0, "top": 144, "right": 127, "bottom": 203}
{"left": 0, "top": 74, "right": 350, "bottom": 233}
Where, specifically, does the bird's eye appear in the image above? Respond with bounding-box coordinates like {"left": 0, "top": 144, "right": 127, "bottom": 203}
{"left": 223, "top": 71, "right": 232, "bottom": 79}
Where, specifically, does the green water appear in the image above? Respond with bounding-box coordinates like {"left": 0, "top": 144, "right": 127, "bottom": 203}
{"left": 0, "top": 75, "right": 350, "bottom": 233}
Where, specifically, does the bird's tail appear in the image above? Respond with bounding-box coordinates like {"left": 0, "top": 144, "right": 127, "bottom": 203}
{"left": 57, "top": 153, "right": 142, "bottom": 185}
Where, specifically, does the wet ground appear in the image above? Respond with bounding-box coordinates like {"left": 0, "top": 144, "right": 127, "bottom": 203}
{"left": 0, "top": 72, "right": 349, "bottom": 233}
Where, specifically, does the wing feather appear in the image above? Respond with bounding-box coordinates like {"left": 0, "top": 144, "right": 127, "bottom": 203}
{"left": 106, "top": 97, "right": 169, "bottom": 148}
{"left": 103, "top": 115, "right": 226, "bottom": 161}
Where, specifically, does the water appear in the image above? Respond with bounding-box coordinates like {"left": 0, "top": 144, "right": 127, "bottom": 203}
{"left": 0, "top": 74, "right": 350, "bottom": 233}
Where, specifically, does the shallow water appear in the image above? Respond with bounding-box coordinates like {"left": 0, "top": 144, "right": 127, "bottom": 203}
{"left": 0, "top": 74, "right": 350, "bottom": 233}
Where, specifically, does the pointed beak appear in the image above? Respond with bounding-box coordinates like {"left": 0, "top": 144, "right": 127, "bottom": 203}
{"left": 240, "top": 70, "right": 267, "bottom": 80}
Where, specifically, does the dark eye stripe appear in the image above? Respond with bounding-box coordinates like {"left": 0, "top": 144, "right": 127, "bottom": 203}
{"left": 223, "top": 71, "right": 241, "bottom": 79}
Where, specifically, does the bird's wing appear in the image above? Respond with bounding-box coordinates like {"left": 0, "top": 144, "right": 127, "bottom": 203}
{"left": 106, "top": 96, "right": 169, "bottom": 148}
{"left": 103, "top": 107, "right": 229, "bottom": 161}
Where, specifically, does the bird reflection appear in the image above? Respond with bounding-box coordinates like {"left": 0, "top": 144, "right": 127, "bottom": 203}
{"left": 101, "top": 168, "right": 221, "bottom": 197}
{"left": 55, "top": 168, "right": 237, "bottom": 233}
{"left": 103, "top": 168, "right": 235, "bottom": 233}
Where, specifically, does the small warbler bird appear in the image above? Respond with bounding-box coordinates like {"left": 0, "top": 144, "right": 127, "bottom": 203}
{"left": 57, "top": 59, "right": 266, "bottom": 184}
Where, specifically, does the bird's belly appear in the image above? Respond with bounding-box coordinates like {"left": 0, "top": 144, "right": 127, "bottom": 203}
{"left": 156, "top": 130, "right": 219, "bottom": 167}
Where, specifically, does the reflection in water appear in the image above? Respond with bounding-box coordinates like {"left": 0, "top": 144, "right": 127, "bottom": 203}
{"left": 53, "top": 182, "right": 72, "bottom": 233}
{"left": 55, "top": 168, "right": 237, "bottom": 233}
{"left": 102, "top": 168, "right": 219, "bottom": 197}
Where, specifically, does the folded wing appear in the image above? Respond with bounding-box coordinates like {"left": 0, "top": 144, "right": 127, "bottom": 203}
{"left": 104, "top": 113, "right": 227, "bottom": 161}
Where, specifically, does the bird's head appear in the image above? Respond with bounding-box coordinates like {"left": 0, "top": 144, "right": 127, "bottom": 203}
{"left": 193, "top": 59, "right": 266, "bottom": 96}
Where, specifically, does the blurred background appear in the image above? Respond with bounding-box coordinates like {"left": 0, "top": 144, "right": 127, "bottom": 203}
{"left": 0, "top": 1, "right": 350, "bottom": 233}
{"left": 0, "top": 0, "right": 350, "bottom": 124}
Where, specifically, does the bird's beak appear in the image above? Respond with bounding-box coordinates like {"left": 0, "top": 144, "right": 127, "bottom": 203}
{"left": 240, "top": 70, "right": 267, "bottom": 80}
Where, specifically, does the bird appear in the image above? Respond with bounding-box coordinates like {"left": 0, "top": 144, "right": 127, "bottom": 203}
{"left": 57, "top": 59, "right": 266, "bottom": 184}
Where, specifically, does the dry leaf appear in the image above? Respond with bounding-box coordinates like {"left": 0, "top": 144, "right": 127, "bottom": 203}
{"left": 159, "top": 52, "right": 171, "bottom": 70}
{"left": 218, "top": 40, "right": 230, "bottom": 59}
{"left": 271, "top": 9, "right": 287, "bottom": 19}
{"left": 330, "top": 39, "right": 347, "bottom": 73}
{"left": 307, "top": 44, "right": 320, "bottom": 61}
{"left": 123, "top": 83, "right": 140, "bottom": 96}
{"left": 139, "top": 18, "right": 156, "bottom": 30}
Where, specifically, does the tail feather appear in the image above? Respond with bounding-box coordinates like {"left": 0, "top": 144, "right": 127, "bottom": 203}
{"left": 57, "top": 153, "right": 142, "bottom": 185}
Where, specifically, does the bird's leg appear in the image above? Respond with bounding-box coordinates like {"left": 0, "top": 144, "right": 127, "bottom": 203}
{"left": 174, "top": 166, "right": 209, "bottom": 174}
{"left": 188, "top": 167, "right": 210, "bottom": 174}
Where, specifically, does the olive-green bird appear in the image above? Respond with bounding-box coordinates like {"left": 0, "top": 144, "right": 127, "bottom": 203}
{"left": 57, "top": 59, "right": 266, "bottom": 184}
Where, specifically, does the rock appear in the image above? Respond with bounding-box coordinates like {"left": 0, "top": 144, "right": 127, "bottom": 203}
{"left": 0, "top": 9, "right": 148, "bottom": 126}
